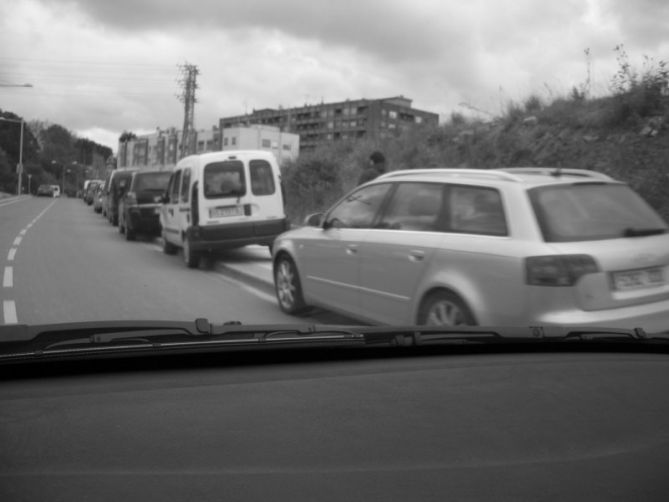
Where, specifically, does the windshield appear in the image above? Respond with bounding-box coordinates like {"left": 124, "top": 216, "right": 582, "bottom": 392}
{"left": 1, "top": 4, "right": 668, "bottom": 335}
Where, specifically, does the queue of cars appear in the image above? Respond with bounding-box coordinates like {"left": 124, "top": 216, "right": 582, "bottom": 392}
{"left": 84, "top": 153, "right": 669, "bottom": 331}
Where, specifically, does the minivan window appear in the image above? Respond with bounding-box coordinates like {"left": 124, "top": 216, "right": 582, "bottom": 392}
{"left": 134, "top": 172, "right": 171, "bottom": 192}
{"left": 324, "top": 183, "right": 391, "bottom": 229}
{"left": 530, "top": 183, "right": 668, "bottom": 242}
{"left": 204, "top": 161, "right": 246, "bottom": 198}
{"left": 378, "top": 182, "right": 444, "bottom": 231}
{"left": 249, "top": 160, "right": 275, "bottom": 196}
{"left": 449, "top": 185, "right": 507, "bottom": 236}
{"left": 180, "top": 168, "right": 191, "bottom": 203}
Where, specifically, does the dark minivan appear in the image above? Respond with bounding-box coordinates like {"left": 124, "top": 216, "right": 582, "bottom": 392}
{"left": 118, "top": 170, "right": 171, "bottom": 240}
{"left": 106, "top": 168, "right": 138, "bottom": 226}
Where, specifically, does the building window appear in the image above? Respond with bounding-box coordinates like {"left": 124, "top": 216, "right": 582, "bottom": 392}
{"left": 416, "top": 116, "right": 423, "bottom": 124}
{"left": 231, "top": 137, "right": 237, "bottom": 145}
{"left": 261, "top": 139, "right": 271, "bottom": 148}
{"left": 223, "top": 137, "right": 228, "bottom": 146}
{"left": 282, "top": 144, "right": 291, "bottom": 151}
{"left": 389, "top": 110, "right": 398, "bottom": 119}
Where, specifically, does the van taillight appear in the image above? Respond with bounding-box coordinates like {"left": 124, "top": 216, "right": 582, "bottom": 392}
{"left": 525, "top": 255, "right": 599, "bottom": 286}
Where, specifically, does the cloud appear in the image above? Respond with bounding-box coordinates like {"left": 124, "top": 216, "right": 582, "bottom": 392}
{"left": 2, "top": 0, "right": 667, "bottom": 152}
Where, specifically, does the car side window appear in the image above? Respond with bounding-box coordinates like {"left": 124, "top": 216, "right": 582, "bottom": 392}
{"left": 324, "top": 183, "right": 392, "bottom": 229}
{"left": 170, "top": 170, "right": 182, "bottom": 204}
{"left": 180, "top": 168, "right": 191, "bottom": 203}
{"left": 378, "top": 182, "right": 445, "bottom": 231}
{"left": 449, "top": 185, "right": 508, "bottom": 236}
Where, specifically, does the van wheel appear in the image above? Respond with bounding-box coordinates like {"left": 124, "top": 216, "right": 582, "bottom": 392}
{"left": 417, "top": 290, "right": 476, "bottom": 326}
{"left": 162, "top": 233, "right": 178, "bottom": 255}
{"left": 183, "top": 237, "right": 200, "bottom": 269}
{"left": 274, "top": 254, "right": 307, "bottom": 314}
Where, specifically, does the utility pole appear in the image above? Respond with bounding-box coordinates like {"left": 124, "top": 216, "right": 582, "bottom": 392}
{"left": 176, "top": 63, "right": 199, "bottom": 159}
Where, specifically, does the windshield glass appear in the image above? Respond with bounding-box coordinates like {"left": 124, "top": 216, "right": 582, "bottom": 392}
{"left": 530, "top": 183, "right": 668, "bottom": 242}
{"left": 1, "top": 2, "right": 668, "bottom": 337}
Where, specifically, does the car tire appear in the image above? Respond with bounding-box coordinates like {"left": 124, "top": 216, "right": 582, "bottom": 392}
{"left": 118, "top": 212, "right": 125, "bottom": 234}
{"left": 183, "top": 236, "right": 200, "bottom": 269}
{"left": 417, "top": 290, "right": 476, "bottom": 326}
{"left": 162, "top": 232, "right": 178, "bottom": 255}
{"left": 274, "top": 254, "right": 307, "bottom": 315}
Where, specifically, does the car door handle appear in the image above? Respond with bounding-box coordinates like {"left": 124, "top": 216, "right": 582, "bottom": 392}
{"left": 346, "top": 244, "right": 359, "bottom": 255}
{"left": 409, "top": 250, "right": 425, "bottom": 262}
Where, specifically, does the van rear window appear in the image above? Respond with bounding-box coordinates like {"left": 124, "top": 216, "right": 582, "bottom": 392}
{"left": 204, "top": 161, "right": 246, "bottom": 199}
{"left": 250, "top": 160, "right": 276, "bottom": 196}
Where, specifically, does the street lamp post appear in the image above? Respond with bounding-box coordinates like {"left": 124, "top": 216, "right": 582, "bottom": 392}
{"left": 0, "top": 117, "right": 25, "bottom": 195}
{"left": 28, "top": 174, "right": 32, "bottom": 195}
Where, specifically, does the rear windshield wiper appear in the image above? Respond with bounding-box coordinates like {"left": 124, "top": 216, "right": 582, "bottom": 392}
{"left": 622, "top": 227, "right": 667, "bottom": 237}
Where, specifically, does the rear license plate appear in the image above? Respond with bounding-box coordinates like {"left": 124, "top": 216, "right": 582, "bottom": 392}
{"left": 612, "top": 267, "right": 664, "bottom": 290}
{"left": 209, "top": 206, "right": 243, "bottom": 218}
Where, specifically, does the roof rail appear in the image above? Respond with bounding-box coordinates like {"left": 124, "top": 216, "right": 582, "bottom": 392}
{"left": 376, "top": 168, "right": 524, "bottom": 183}
{"left": 499, "top": 167, "right": 614, "bottom": 181}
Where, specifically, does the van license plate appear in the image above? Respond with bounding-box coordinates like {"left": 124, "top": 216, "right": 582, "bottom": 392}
{"left": 612, "top": 267, "right": 664, "bottom": 290}
{"left": 210, "top": 206, "right": 243, "bottom": 218}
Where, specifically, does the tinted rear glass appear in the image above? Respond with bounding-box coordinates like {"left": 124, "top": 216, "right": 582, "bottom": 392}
{"left": 134, "top": 172, "right": 171, "bottom": 192}
{"left": 529, "top": 183, "right": 668, "bottom": 242}
{"left": 204, "top": 160, "right": 246, "bottom": 198}
{"left": 249, "top": 160, "right": 275, "bottom": 196}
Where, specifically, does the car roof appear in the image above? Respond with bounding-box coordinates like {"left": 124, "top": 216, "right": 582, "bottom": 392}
{"left": 374, "top": 167, "right": 620, "bottom": 189}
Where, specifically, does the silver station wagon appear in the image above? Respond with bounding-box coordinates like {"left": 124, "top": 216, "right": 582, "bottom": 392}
{"left": 273, "top": 167, "right": 669, "bottom": 331}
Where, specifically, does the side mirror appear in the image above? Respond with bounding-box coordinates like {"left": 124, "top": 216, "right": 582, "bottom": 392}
{"left": 304, "top": 213, "right": 323, "bottom": 227}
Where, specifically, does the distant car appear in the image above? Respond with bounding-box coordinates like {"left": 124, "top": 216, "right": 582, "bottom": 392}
{"left": 83, "top": 180, "right": 103, "bottom": 205}
{"left": 118, "top": 170, "right": 171, "bottom": 240}
{"left": 36, "top": 184, "right": 53, "bottom": 197}
{"left": 93, "top": 185, "right": 104, "bottom": 213}
{"left": 51, "top": 185, "right": 61, "bottom": 198}
{"left": 273, "top": 167, "right": 669, "bottom": 332}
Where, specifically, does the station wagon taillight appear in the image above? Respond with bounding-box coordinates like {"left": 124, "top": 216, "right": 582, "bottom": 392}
{"left": 525, "top": 255, "right": 599, "bottom": 286}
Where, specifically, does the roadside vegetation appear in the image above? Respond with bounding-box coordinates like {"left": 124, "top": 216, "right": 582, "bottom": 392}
{"left": 283, "top": 46, "right": 669, "bottom": 223}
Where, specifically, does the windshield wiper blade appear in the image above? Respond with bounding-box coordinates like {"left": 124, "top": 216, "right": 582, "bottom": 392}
{"left": 0, "top": 319, "right": 367, "bottom": 361}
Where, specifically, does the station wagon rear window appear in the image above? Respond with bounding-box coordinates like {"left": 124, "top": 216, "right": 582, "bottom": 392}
{"left": 529, "top": 183, "right": 668, "bottom": 242}
{"left": 204, "top": 161, "right": 246, "bottom": 199}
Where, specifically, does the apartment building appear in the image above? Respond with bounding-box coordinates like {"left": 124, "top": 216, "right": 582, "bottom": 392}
{"left": 117, "top": 125, "right": 298, "bottom": 169}
{"left": 219, "top": 96, "right": 439, "bottom": 151}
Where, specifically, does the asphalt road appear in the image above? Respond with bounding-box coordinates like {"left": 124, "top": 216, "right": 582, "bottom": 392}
{"left": 0, "top": 196, "right": 348, "bottom": 327}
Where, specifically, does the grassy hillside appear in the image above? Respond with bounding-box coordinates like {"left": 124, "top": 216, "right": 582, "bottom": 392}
{"left": 283, "top": 67, "right": 669, "bottom": 223}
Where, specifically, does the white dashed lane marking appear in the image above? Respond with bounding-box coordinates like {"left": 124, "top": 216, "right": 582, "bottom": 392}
{"left": 2, "top": 199, "right": 57, "bottom": 324}
{"left": 3, "top": 267, "right": 13, "bottom": 288}
{"left": 3, "top": 301, "right": 17, "bottom": 324}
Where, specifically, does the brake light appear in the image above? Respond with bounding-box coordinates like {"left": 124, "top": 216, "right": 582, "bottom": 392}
{"left": 525, "top": 254, "right": 599, "bottom": 286}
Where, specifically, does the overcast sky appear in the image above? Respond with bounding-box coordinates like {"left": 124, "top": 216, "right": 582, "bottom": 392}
{"left": 1, "top": 0, "right": 667, "bottom": 153}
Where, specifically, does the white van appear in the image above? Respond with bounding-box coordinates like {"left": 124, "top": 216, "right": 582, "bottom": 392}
{"left": 51, "top": 185, "right": 61, "bottom": 198}
{"left": 160, "top": 150, "right": 290, "bottom": 268}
